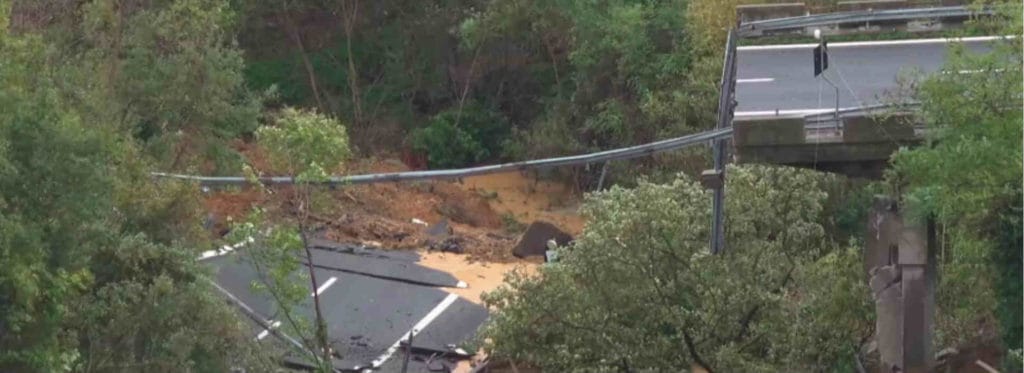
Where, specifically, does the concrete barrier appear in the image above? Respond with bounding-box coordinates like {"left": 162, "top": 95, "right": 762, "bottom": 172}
{"left": 842, "top": 115, "right": 916, "bottom": 143}
{"left": 736, "top": 3, "right": 807, "bottom": 24}
{"left": 733, "top": 118, "right": 805, "bottom": 146}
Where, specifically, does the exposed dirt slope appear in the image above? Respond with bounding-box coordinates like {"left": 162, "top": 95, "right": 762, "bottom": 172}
{"left": 203, "top": 153, "right": 583, "bottom": 262}
{"left": 460, "top": 171, "right": 585, "bottom": 235}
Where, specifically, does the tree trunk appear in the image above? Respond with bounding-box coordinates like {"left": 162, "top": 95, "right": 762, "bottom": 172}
{"left": 454, "top": 46, "right": 481, "bottom": 127}
{"left": 280, "top": 11, "right": 326, "bottom": 112}
{"left": 683, "top": 330, "right": 714, "bottom": 373}
{"left": 542, "top": 35, "right": 562, "bottom": 97}
{"left": 340, "top": 0, "right": 362, "bottom": 126}
{"left": 297, "top": 188, "right": 331, "bottom": 369}
{"left": 301, "top": 238, "right": 331, "bottom": 369}
{"left": 169, "top": 133, "right": 191, "bottom": 171}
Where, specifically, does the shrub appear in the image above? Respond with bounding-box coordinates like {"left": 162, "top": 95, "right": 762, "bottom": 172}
{"left": 409, "top": 103, "right": 510, "bottom": 168}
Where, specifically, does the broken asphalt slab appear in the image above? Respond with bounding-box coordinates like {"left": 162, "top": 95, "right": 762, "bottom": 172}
{"left": 410, "top": 297, "right": 487, "bottom": 356}
{"left": 204, "top": 240, "right": 487, "bottom": 372}
{"left": 308, "top": 237, "right": 422, "bottom": 262}
{"left": 376, "top": 353, "right": 460, "bottom": 373}
{"left": 303, "top": 247, "right": 465, "bottom": 288}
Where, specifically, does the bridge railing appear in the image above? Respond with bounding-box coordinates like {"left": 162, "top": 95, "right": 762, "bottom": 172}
{"left": 803, "top": 102, "right": 921, "bottom": 124}
{"left": 737, "top": 5, "right": 993, "bottom": 36}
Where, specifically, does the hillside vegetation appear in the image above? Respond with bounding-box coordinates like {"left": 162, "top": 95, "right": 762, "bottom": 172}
{"left": 0, "top": 0, "right": 1019, "bottom": 372}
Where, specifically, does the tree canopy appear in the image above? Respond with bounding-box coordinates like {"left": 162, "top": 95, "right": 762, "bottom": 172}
{"left": 483, "top": 165, "right": 874, "bottom": 372}
{"left": 888, "top": 2, "right": 1022, "bottom": 363}
{"left": 0, "top": 0, "right": 1019, "bottom": 371}
{"left": 0, "top": 1, "right": 272, "bottom": 371}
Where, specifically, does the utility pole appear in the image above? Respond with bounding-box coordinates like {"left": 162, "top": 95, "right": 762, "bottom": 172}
{"left": 704, "top": 28, "right": 737, "bottom": 254}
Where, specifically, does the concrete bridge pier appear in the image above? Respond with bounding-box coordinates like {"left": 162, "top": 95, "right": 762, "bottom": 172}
{"left": 865, "top": 196, "right": 937, "bottom": 373}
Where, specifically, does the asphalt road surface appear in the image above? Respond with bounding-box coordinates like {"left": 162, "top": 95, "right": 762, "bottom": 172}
{"left": 204, "top": 241, "right": 487, "bottom": 372}
{"left": 735, "top": 36, "right": 1000, "bottom": 117}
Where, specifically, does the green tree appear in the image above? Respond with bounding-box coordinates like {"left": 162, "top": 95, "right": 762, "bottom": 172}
{"left": 0, "top": 3, "right": 273, "bottom": 371}
{"left": 238, "top": 0, "right": 719, "bottom": 178}
{"left": 230, "top": 107, "right": 351, "bottom": 371}
{"left": 51, "top": 0, "right": 263, "bottom": 173}
{"left": 239, "top": 0, "right": 472, "bottom": 149}
{"left": 887, "top": 2, "right": 1022, "bottom": 362}
{"left": 459, "top": 0, "right": 718, "bottom": 183}
{"left": 483, "top": 165, "right": 873, "bottom": 372}
{"left": 0, "top": 23, "right": 103, "bottom": 369}
{"left": 410, "top": 102, "right": 511, "bottom": 168}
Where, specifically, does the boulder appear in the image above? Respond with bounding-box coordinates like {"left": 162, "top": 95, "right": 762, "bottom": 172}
{"left": 512, "top": 221, "right": 573, "bottom": 258}
{"left": 429, "top": 237, "right": 464, "bottom": 254}
{"left": 426, "top": 219, "right": 452, "bottom": 237}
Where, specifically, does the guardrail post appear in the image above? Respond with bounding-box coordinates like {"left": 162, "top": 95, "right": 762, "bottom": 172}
{"left": 596, "top": 161, "right": 610, "bottom": 191}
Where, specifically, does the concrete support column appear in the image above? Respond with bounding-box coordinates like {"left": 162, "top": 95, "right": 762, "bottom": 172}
{"left": 865, "top": 196, "right": 935, "bottom": 372}
{"left": 898, "top": 221, "right": 934, "bottom": 373}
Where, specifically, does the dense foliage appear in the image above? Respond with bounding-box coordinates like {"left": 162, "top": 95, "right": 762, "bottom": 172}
{"left": 0, "top": 2, "right": 273, "bottom": 371}
{"left": 888, "top": 2, "right": 1023, "bottom": 363}
{"left": 483, "top": 165, "right": 874, "bottom": 372}
{"left": 53, "top": 0, "right": 263, "bottom": 173}
{"left": 237, "top": 0, "right": 722, "bottom": 180}
{"left": 410, "top": 103, "right": 511, "bottom": 168}
{"left": 1, "top": 0, "right": 1019, "bottom": 371}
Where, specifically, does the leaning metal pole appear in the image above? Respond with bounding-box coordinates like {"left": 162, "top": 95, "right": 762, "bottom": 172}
{"left": 821, "top": 74, "right": 840, "bottom": 130}
{"left": 818, "top": 35, "right": 841, "bottom": 132}
{"left": 710, "top": 29, "right": 738, "bottom": 254}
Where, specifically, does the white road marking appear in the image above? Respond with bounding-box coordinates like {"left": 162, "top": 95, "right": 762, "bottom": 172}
{"left": 942, "top": 68, "right": 1006, "bottom": 75}
{"left": 255, "top": 277, "right": 338, "bottom": 342}
{"left": 735, "top": 107, "right": 862, "bottom": 118}
{"left": 311, "top": 276, "right": 338, "bottom": 297}
{"left": 361, "top": 293, "right": 460, "bottom": 371}
{"left": 737, "top": 77, "right": 775, "bottom": 83}
{"left": 198, "top": 236, "right": 253, "bottom": 261}
{"left": 255, "top": 321, "right": 282, "bottom": 341}
{"left": 738, "top": 35, "right": 1013, "bottom": 51}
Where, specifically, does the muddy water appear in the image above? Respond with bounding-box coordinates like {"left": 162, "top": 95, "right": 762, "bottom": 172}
{"left": 417, "top": 251, "right": 539, "bottom": 304}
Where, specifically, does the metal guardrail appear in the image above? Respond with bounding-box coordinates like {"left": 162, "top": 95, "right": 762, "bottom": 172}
{"left": 715, "top": 30, "right": 739, "bottom": 131}
{"left": 152, "top": 127, "right": 733, "bottom": 187}
{"left": 737, "top": 5, "right": 992, "bottom": 35}
{"left": 803, "top": 102, "right": 921, "bottom": 122}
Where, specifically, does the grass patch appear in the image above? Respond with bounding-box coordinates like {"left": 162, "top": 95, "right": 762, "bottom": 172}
{"left": 476, "top": 189, "right": 500, "bottom": 201}
{"left": 501, "top": 212, "right": 526, "bottom": 234}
